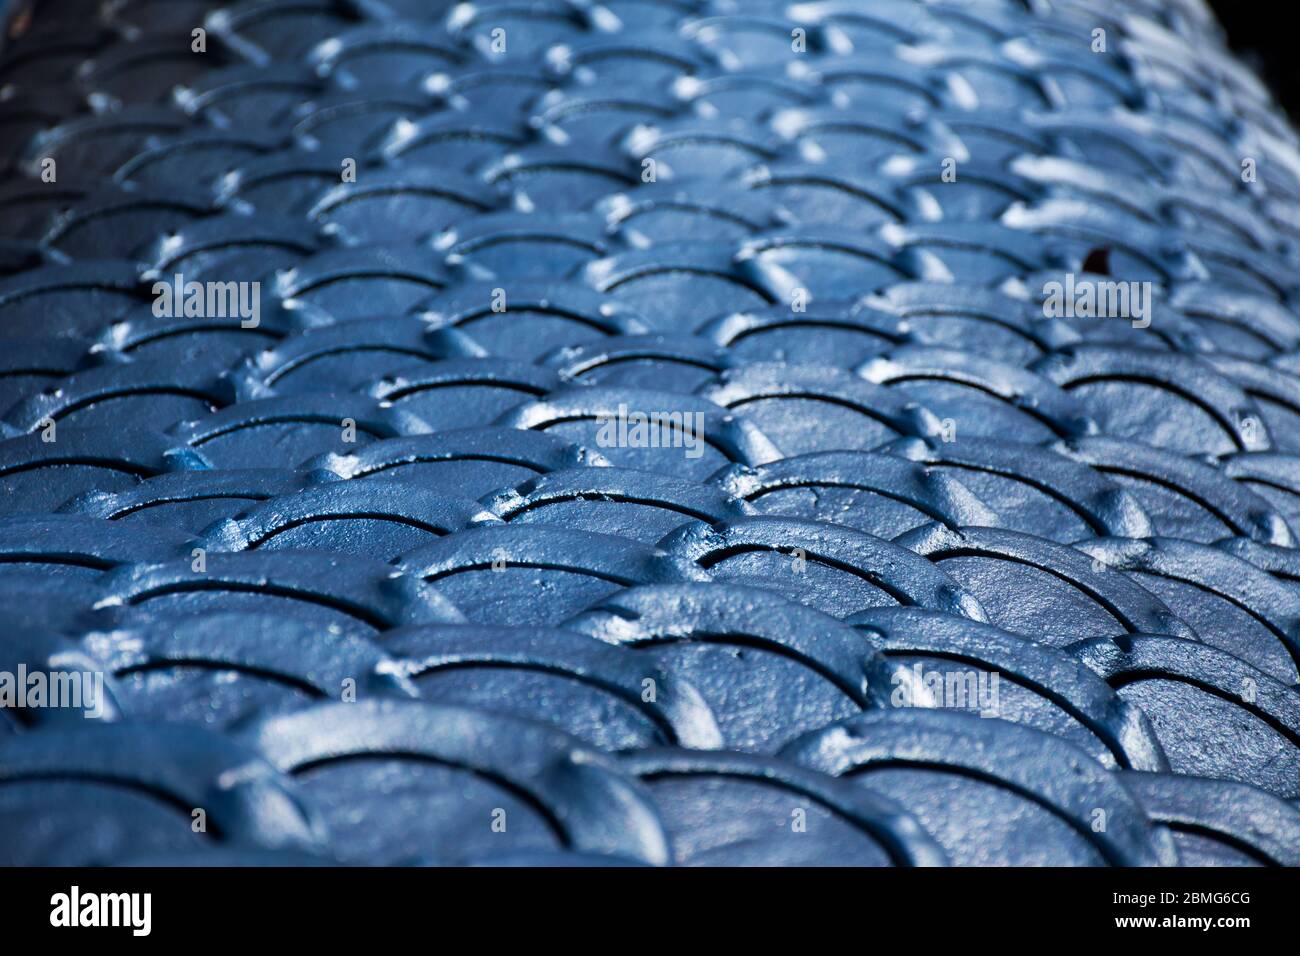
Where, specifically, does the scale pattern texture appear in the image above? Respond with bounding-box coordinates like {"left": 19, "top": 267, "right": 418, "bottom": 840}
{"left": 1, "top": 0, "right": 1298, "bottom": 866}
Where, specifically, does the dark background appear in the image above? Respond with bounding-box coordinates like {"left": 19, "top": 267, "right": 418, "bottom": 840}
{"left": 1209, "top": 1, "right": 1299, "bottom": 118}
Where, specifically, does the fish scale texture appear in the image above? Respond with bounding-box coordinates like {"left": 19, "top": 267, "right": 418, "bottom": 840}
{"left": 0, "top": 0, "right": 1299, "bottom": 867}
